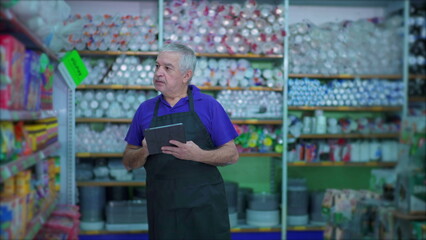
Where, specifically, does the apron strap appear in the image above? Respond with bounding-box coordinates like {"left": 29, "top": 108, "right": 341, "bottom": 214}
{"left": 153, "top": 98, "right": 161, "bottom": 117}
{"left": 188, "top": 87, "right": 194, "bottom": 112}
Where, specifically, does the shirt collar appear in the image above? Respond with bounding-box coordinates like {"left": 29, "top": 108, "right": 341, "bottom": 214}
{"left": 159, "top": 85, "right": 202, "bottom": 108}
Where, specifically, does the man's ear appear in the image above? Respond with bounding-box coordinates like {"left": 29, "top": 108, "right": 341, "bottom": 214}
{"left": 183, "top": 70, "right": 193, "bottom": 84}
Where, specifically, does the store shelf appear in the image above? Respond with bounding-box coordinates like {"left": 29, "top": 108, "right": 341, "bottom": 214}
{"left": 76, "top": 118, "right": 132, "bottom": 123}
{"left": 293, "top": 133, "right": 399, "bottom": 139}
{"left": 0, "top": 141, "right": 60, "bottom": 182}
{"left": 199, "top": 86, "right": 283, "bottom": 91}
{"left": 80, "top": 230, "right": 148, "bottom": 235}
{"left": 0, "top": 9, "right": 59, "bottom": 61}
{"left": 409, "top": 75, "right": 426, "bottom": 79}
{"left": 76, "top": 118, "right": 283, "bottom": 125}
{"left": 288, "top": 73, "right": 402, "bottom": 79}
{"left": 288, "top": 106, "right": 402, "bottom": 112}
{"left": 232, "top": 119, "right": 283, "bottom": 125}
{"left": 78, "top": 50, "right": 158, "bottom": 56}
{"left": 77, "top": 85, "right": 155, "bottom": 90}
{"left": 0, "top": 109, "right": 57, "bottom": 121}
{"left": 288, "top": 162, "right": 397, "bottom": 167}
{"left": 393, "top": 211, "right": 426, "bottom": 220}
{"left": 24, "top": 195, "right": 58, "bottom": 239}
{"left": 77, "top": 181, "right": 146, "bottom": 187}
{"left": 76, "top": 153, "right": 123, "bottom": 158}
{"left": 409, "top": 96, "right": 426, "bottom": 102}
{"left": 77, "top": 51, "right": 283, "bottom": 59}
{"left": 76, "top": 152, "right": 281, "bottom": 158}
{"left": 80, "top": 226, "right": 281, "bottom": 235}
{"left": 196, "top": 53, "right": 283, "bottom": 59}
{"left": 240, "top": 152, "right": 282, "bottom": 157}
{"left": 76, "top": 85, "right": 282, "bottom": 91}
{"left": 287, "top": 225, "right": 326, "bottom": 231}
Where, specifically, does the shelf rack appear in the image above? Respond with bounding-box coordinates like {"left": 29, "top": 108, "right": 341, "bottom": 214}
{"left": 76, "top": 84, "right": 283, "bottom": 91}
{"left": 288, "top": 74, "right": 403, "bottom": 79}
{"left": 75, "top": 118, "right": 283, "bottom": 125}
{"left": 0, "top": 142, "right": 60, "bottom": 182}
{"left": 24, "top": 195, "right": 59, "bottom": 239}
{"left": 76, "top": 152, "right": 282, "bottom": 158}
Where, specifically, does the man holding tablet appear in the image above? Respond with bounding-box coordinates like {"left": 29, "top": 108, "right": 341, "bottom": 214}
{"left": 122, "top": 43, "right": 239, "bottom": 240}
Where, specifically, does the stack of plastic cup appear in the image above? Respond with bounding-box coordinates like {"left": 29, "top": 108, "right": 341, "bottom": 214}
{"left": 288, "top": 78, "right": 404, "bottom": 106}
{"left": 289, "top": 16, "right": 403, "bottom": 75}
{"left": 63, "top": 14, "right": 158, "bottom": 51}
{"left": 81, "top": 56, "right": 156, "bottom": 86}
{"left": 216, "top": 90, "right": 282, "bottom": 118}
{"left": 164, "top": 0, "right": 285, "bottom": 54}
{"left": 76, "top": 124, "right": 129, "bottom": 153}
{"left": 192, "top": 57, "right": 283, "bottom": 88}
{"left": 75, "top": 90, "right": 155, "bottom": 118}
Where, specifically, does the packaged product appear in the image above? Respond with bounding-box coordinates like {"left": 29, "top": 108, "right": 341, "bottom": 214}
{"left": 0, "top": 122, "right": 15, "bottom": 162}
{"left": 0, "top": 35, "right": 26, "bottom": 110}
{"left": 24, "top": 50, "right": 41, "bottom": 110}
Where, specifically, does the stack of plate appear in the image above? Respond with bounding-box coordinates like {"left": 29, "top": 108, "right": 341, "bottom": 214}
{"left": 247, "top": 193, "right": 280, "bottom": 227}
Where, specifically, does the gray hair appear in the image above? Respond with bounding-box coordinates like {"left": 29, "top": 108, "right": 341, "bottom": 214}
{"left": 159, "top": 43, "right": 197, "bottom": 80}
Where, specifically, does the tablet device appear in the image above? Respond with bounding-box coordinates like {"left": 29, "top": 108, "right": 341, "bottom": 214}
{"left": 143, "top": 122, "right": 186, "bottom": 155}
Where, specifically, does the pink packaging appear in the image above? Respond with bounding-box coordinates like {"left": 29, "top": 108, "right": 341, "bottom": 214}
{"left": 0, "top": 35, "right": 26, "bottom": 110}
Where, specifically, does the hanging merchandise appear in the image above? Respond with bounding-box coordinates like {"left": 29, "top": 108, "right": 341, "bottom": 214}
{"left": 164, "top": 0, "right": 285, "bottom": 55}
{"left": 289, "top": 16, "right": 402, "bottom": 75}
{"left": 6, "top": 0, "right": 72, "bottom": 52}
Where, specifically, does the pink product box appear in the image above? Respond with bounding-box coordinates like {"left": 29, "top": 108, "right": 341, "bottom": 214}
{"left": 0, "top": 35, "right": 26, "bottom": 110}
{"left": 24, "top": 50, "right": 42, "bottom": 111}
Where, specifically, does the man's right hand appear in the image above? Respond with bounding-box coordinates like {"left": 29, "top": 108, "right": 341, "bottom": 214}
{"left": 122, "top": 139, "right": 149, "bottom": 170}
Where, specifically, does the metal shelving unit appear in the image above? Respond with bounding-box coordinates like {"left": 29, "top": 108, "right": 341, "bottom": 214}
{"left": 76, "top": 118, "right": 283, "bottom": 125}
{"left": 0, "top": 142, "right": 61, "bottom": 182}
{"left": 71, "top": 0, "right": 412, "bottom": 239}
{"left": 0, "top": 7, "right": 76, "bottom": 239}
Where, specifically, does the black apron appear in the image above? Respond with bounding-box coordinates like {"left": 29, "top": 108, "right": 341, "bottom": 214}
{"left": 144, "top": 88, "right": 231, "bottom": 240}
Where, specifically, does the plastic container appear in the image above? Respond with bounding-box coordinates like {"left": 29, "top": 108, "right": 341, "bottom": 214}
{"left": 249, "top": 193, "right": 279, "bottom": 211}
{"left": 106, "top": 200, "right": 147, "bottom": 224}
{"left": 224, "top": 181, "right": 238, "bottom": 213}
{"left": 79, "top": 186, "right": 106, "bottom": 222}
{"left": 237, "top": 187, "right": 253, "bottom": 220}
{"left": 80, "top": 221, "right": 104, "bottom": 231}
{"left": 287, "top": 178, "right": 308, "bottom": 216}
{"left": 246, "top": 209, "right": 280, "bottom": 227}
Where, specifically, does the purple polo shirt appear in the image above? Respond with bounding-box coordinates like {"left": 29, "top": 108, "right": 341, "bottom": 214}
{"left": 124, "top": 85, "right": 238, "bottom": 148}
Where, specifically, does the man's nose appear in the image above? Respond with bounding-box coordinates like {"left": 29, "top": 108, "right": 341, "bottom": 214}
{"left": 155, "top": 67, "right": 164, "bottom": 76}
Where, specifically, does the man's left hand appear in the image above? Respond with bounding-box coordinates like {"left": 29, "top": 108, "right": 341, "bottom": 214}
{"left": 161, "top": 140, "right": 202, "bottom": 161}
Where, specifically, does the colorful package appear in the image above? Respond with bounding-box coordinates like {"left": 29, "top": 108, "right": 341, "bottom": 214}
{"left": 40, "top": 64, "right": 54, "bottom": 110}
{"left": 24, "top": 50, "right": 41, "bottom": 111}
{"left": 0, "top": 35, "right": 25, "bottom": 110}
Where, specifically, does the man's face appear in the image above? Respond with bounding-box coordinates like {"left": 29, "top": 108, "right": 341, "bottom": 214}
{"left": 154, "top": 52, "right": 189, "bottom": 96}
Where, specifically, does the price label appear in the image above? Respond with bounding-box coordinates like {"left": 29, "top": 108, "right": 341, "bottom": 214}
{"left": 60, "top": 50, "right": 88, "bottom": 86}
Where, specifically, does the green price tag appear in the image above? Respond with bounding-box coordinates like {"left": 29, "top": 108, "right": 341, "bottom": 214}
{"left": 60, "top": 50, "right": 88, "bottom": 86}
